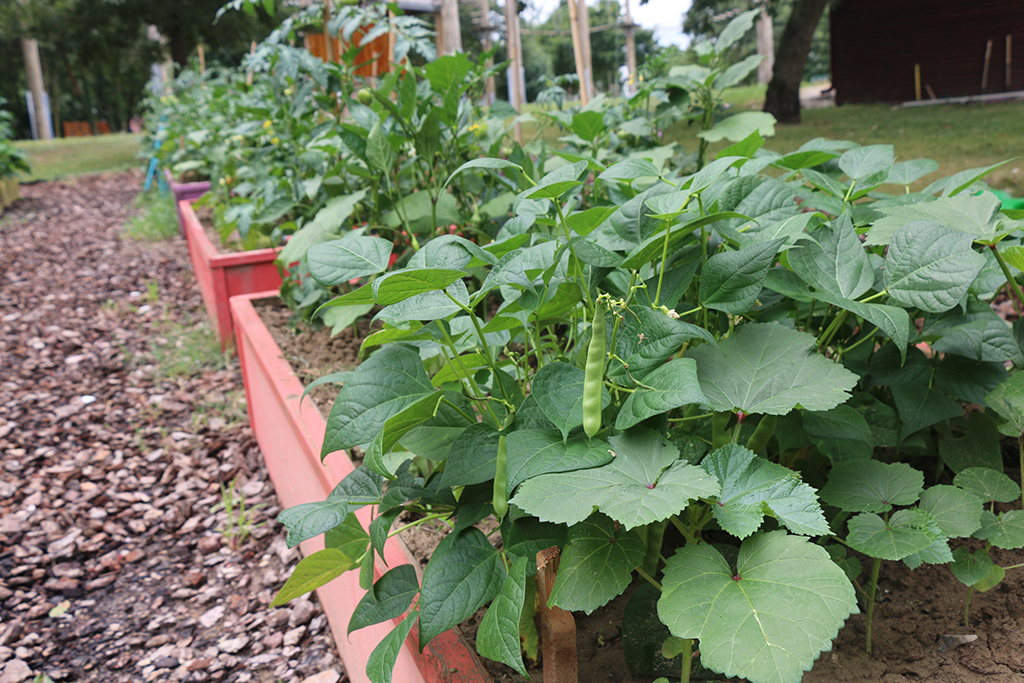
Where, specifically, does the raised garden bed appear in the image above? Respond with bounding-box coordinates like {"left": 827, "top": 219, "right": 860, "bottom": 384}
{"left": 163, "top": 168, "right": 209, "bottom": 236}
{"left": 230, "top": 290, "right": 494, "bottom": 683}
{"left": 180, "top": 200, "right": 281, "bottom": 348}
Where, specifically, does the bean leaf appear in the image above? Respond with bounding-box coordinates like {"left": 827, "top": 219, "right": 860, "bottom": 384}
{"left": 550, "top": 513, "right": 646, "bottom": 613}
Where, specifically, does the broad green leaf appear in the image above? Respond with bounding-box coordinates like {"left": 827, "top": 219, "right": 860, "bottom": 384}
{"left": 510, "top": 428, "right": 720, "bottom": 529}
{"left": 438, "top": 423, "right": 500, "bottom": 488}
{"left": 774, "top": 149, "right": 837, "bottom": 171}
{"left": 919, "top": 485, "right": 983, "bottom": 537}
{"left": 802, "top": 405, "right": 874, "bottom": 462}
{"left": 950, "top": 547, "right": 994, "bottom": 587}
{"left": 975, "top": 510, "right": 1024, "bottom": 549}
{"left": 866, "top": 192, "right": 1003, "bottom": 246}
{"left": 502, "top": 508, "right": 569, "bottom": 562}
{"left": 620, "top": 212, "right": 745, "bottom": 270}
{"left": 902, "top": 536, "right": 954, "bottom": 569}
{"left": 715, "top": 8, "right": 760, "bottom": 52}
{"left": 927, "top": 305, "right": 1024, "bottom": 367}
{"left": 713, "top": 54, "right": 765, "bottom": 91}
{"left": 1000, "top": 244, "right": 1024, "bottom": 272}
{"left": 953, "top": 467, "right": 1021, "bottom": 503}
{"left": 515, "top": 160, "right": 589, "bottom": 211}
{"left": 272, "top": 548, "right": 360, "bottom": 606}
{"left": 819, "top": 460, "right": 923, "bottom": 513}
{"left": 885, "top": 159, "right": 939, "bottom": 186}
{"left": 933, "top": 356, "right": 1007, "bottom": 407}
{"left": 615, "top": 359, "right": 707, "bottom": 430}
{"left": 364, "top": 393, "right": 446, "bottom": 476}
{"left": 349, "top": 565, "right": 420, "bottom": 634}
{"left": 374, "top": 280, "right": 469, "bottom": 324}
{"left": 700, "top": 239, "right": 783, "bottom": 314}
{"left": 419, "top": 528, "right": 504, "bottom": 648}
{"left": 931, "top": 159, "right": 1015, "bottom": 197}
{"left": 884, "top": 221, "right": 986, "bottom": 313}
{"left": 688, "top": 322, "right": 859, "bottom": 415}
{"left": 277, "top": 190, "right": 367, "bottom": 264}
{"left": 571, "top": 110, "right": 605, "bottom": 142}
{"left": 697, "top": 111, "right": 776, "bottom": 143}
{"left": 890, "top": 382, "right": 963, "bottom": 443}
{"left": 279, "top": 469, "right": 382, "bottom": 546}
{"left": 973, "top": 562, "right": 1006, "bottom": 592}
{"left": 986, "top": 372, "right": 1024, "bottom": 436}
{"left": 444, "top": 158, "right": 524, "bottom": 189}
{"left": 658, "top": 531, "right": 857, "bottom": 683}
{"left": 789, "top": 216, "right": 874, "bottom": 299}
{"left": 718, "top": 130, "right": 765, "bottom": 159}
{"left": 846, "top": 509, "right": 943, "bottom": 561}
{"left": 366, "top": 611, "right": 417, "bottom": 683}
{"left": 409, "top": 234, "right": 498, "bottom": 270}
{"left": 550, "top": 513, "right": 646, "bottom": 614}
{"left": 937, "top": 412, "right": 1003, "bottom": 473}
{"left": 702, "top": 444, "right": 829, "bottom": 538}
{"left": 839, "top": 144, "right": 894, "bottom": 181}
{"left": 322, "top": 344, "right": 433, "bottom": 455}
{"left": 532, "top": 362, "right": 610, "bottom": 441}
{"left": 598, "top": 158, "right": 660, "bottom": 183}
{"left": 477, "top": 556, "right": 529, "bottom": 676}
{"left": 366, "top": 121, "right": 395, "bottom": 173}
{"left": 372, "top": 269, "right": 466, "bottom": 306}
{"left": 504, "top": 430, "right": 613, "bottom": 493}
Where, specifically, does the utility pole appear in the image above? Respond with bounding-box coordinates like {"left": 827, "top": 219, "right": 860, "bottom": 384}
{"left": 623, "top": 0, "right": 637, "bottom": 95}
{"left": 503, "top": 0, "right": 523, "bottom": 142}
{"left": 21, "top": 38, "right": 52, "bottom": 140}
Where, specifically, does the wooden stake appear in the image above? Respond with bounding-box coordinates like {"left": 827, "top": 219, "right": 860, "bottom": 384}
{"left": 982, "top": 39, "right": 993, "bottom": 91}
{"left": 198, "top": 43, "right": 205, "bottom": 76}
{"left": 536, "top": 548, "right": 577, "bottom": 683}
{"left": 567, "top": 0, "right": 589, "bottom": 106}
{"left": 623, "top": 0, "right": 637, "bottom": 94}
{"left": 503, "top": 0, "right": 523, "bottom": 143}
{"left": 476, "top": 0, "right": 496, "bottom": 104}
{"left": 926, "top": 84, "right": 937, "bottom": 100}
{"left": 1007, "top": 35, "right": 1013, "bottom": 90}
{"left": 577, "top": 0, "right": 594, "bottom": 100}
{"left": 914, "top": 63, "right": 921, "bottom": 101}
{"left": 323, "top": 0, "right": 336, "bottom": 64}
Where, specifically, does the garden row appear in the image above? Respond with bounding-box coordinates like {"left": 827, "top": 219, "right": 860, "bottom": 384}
{"left": 149, "top": 6, "right": 1024, "bottom": 683}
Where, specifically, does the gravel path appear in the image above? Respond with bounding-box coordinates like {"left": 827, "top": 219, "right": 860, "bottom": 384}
{"left": 0, "top": 172, "right": 345, "bottom": 683}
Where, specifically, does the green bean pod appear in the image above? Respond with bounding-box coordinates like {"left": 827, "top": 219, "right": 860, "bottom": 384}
{"left": 583, "top": 304, "right": 606, "bottom": 438}
{"left": 745, "top": 414, "right": 777, "bottom": 453}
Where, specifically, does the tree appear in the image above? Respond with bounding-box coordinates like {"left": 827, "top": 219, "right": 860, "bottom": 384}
{"left": 762, "top": 0, "right": 828, "bottom": 123}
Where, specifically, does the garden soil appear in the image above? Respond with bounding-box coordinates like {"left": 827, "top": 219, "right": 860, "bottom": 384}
{"left": 0, "top": 172, "right": 344, "bottom": 683}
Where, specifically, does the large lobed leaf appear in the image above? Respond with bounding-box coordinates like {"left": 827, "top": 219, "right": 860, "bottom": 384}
{"left": 658, "top": 531, "right": 857, "bottom": 683}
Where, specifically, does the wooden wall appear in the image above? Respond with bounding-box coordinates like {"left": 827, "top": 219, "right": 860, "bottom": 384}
{"left": 831, "top": 0, "right": 1024, "bottom": 104}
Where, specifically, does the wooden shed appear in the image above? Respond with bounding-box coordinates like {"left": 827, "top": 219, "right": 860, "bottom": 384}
{"left": 831, "top": 0, "right": 1024, "bottom": 104}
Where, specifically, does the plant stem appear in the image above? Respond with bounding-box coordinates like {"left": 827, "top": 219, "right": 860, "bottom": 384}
{"left": 680, "top": 637, "right": 693, "bottom": 683}
{"left": 634, "top": 565, "right": 662, "bottom": 591}
{"left": 991, "top": 244, "right": 1024, "bottom": 316}
{"left": 654, "top": 218, "right": 675, "bottom": 307}
{"left": 865, "top": 557, "right": 882, "bottom": 654}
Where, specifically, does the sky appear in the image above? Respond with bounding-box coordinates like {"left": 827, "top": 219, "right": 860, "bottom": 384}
{"left": 527, "top": 0, "right": 694, "bottom": 50}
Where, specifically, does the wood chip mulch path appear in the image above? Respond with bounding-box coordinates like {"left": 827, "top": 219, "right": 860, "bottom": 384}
{"left": 0, "top": 171, "right": 346, "bottom": 683}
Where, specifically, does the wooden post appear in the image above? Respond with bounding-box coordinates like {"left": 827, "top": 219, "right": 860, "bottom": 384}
{"left": 623, "top": 0, "right": 637, "bottom": 95}
{"left": 21, "top": 38, "right": 52, "bottom": 140}
{"left": 438, "top": 0, "right": 462, "bottom": 56}
{"left": 567, "top": 0, "right": 589, "bottom": 105}
{"left": 1007, "top": 35, "right": 1013, "bottom": 90}
{"left": 323, "top": 0, "right": 336, "bottom": 64}
{"left": 503, "top": 0, "right": 523, "bottom": 143}
{"left": 755, "top": 8, "right": 774, "bottom": 84}
{"left": 914, "top": 63, "right": 921, "bottom": 101}
{"left": 577, "top": 0, "right": 594, "bottom": 100}
{"left": 247, "top": 40, "right": 256, "bottom": 86}
{"left": 537, "top": 548, "right": 577, "bottom": 683}
{"left": 477, "top": 0, "right": 496, "bottom": 104}
{"left": 982, "top": 39, "right": 993, "bottom": 91}
{"left": 198, "top": 43, "right": 205, "bottom": 75}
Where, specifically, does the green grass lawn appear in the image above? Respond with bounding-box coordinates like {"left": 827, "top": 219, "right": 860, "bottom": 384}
{"left": 13, "top": 133, "right": 142, "bottom": 181}
{"left": 523, "top": 90, "right": 1024, "bottom": 196}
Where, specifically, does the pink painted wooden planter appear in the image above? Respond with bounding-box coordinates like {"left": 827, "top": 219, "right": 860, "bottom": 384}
{"left": 230, "top": 291, "right": 494, "bottom": 683}
{"left": 180, "top": 201, "right": 282, "bottom": 348}
{"left": 164, "top": 168, "right": 209, "bottom": 236}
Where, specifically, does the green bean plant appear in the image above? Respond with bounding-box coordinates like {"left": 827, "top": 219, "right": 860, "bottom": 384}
{"left": 268, "top": 110, "right": 1024, "bottom": 683}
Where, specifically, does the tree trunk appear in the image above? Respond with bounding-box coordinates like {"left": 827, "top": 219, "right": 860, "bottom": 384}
{"left": 21, "top": 38, "right": 53, "bottom": 140}
{"left": 166, "top": 24, "right": 191, "bottom": 70}
{"left": 763, "top": 0, "right": 828, "bottom": 124}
